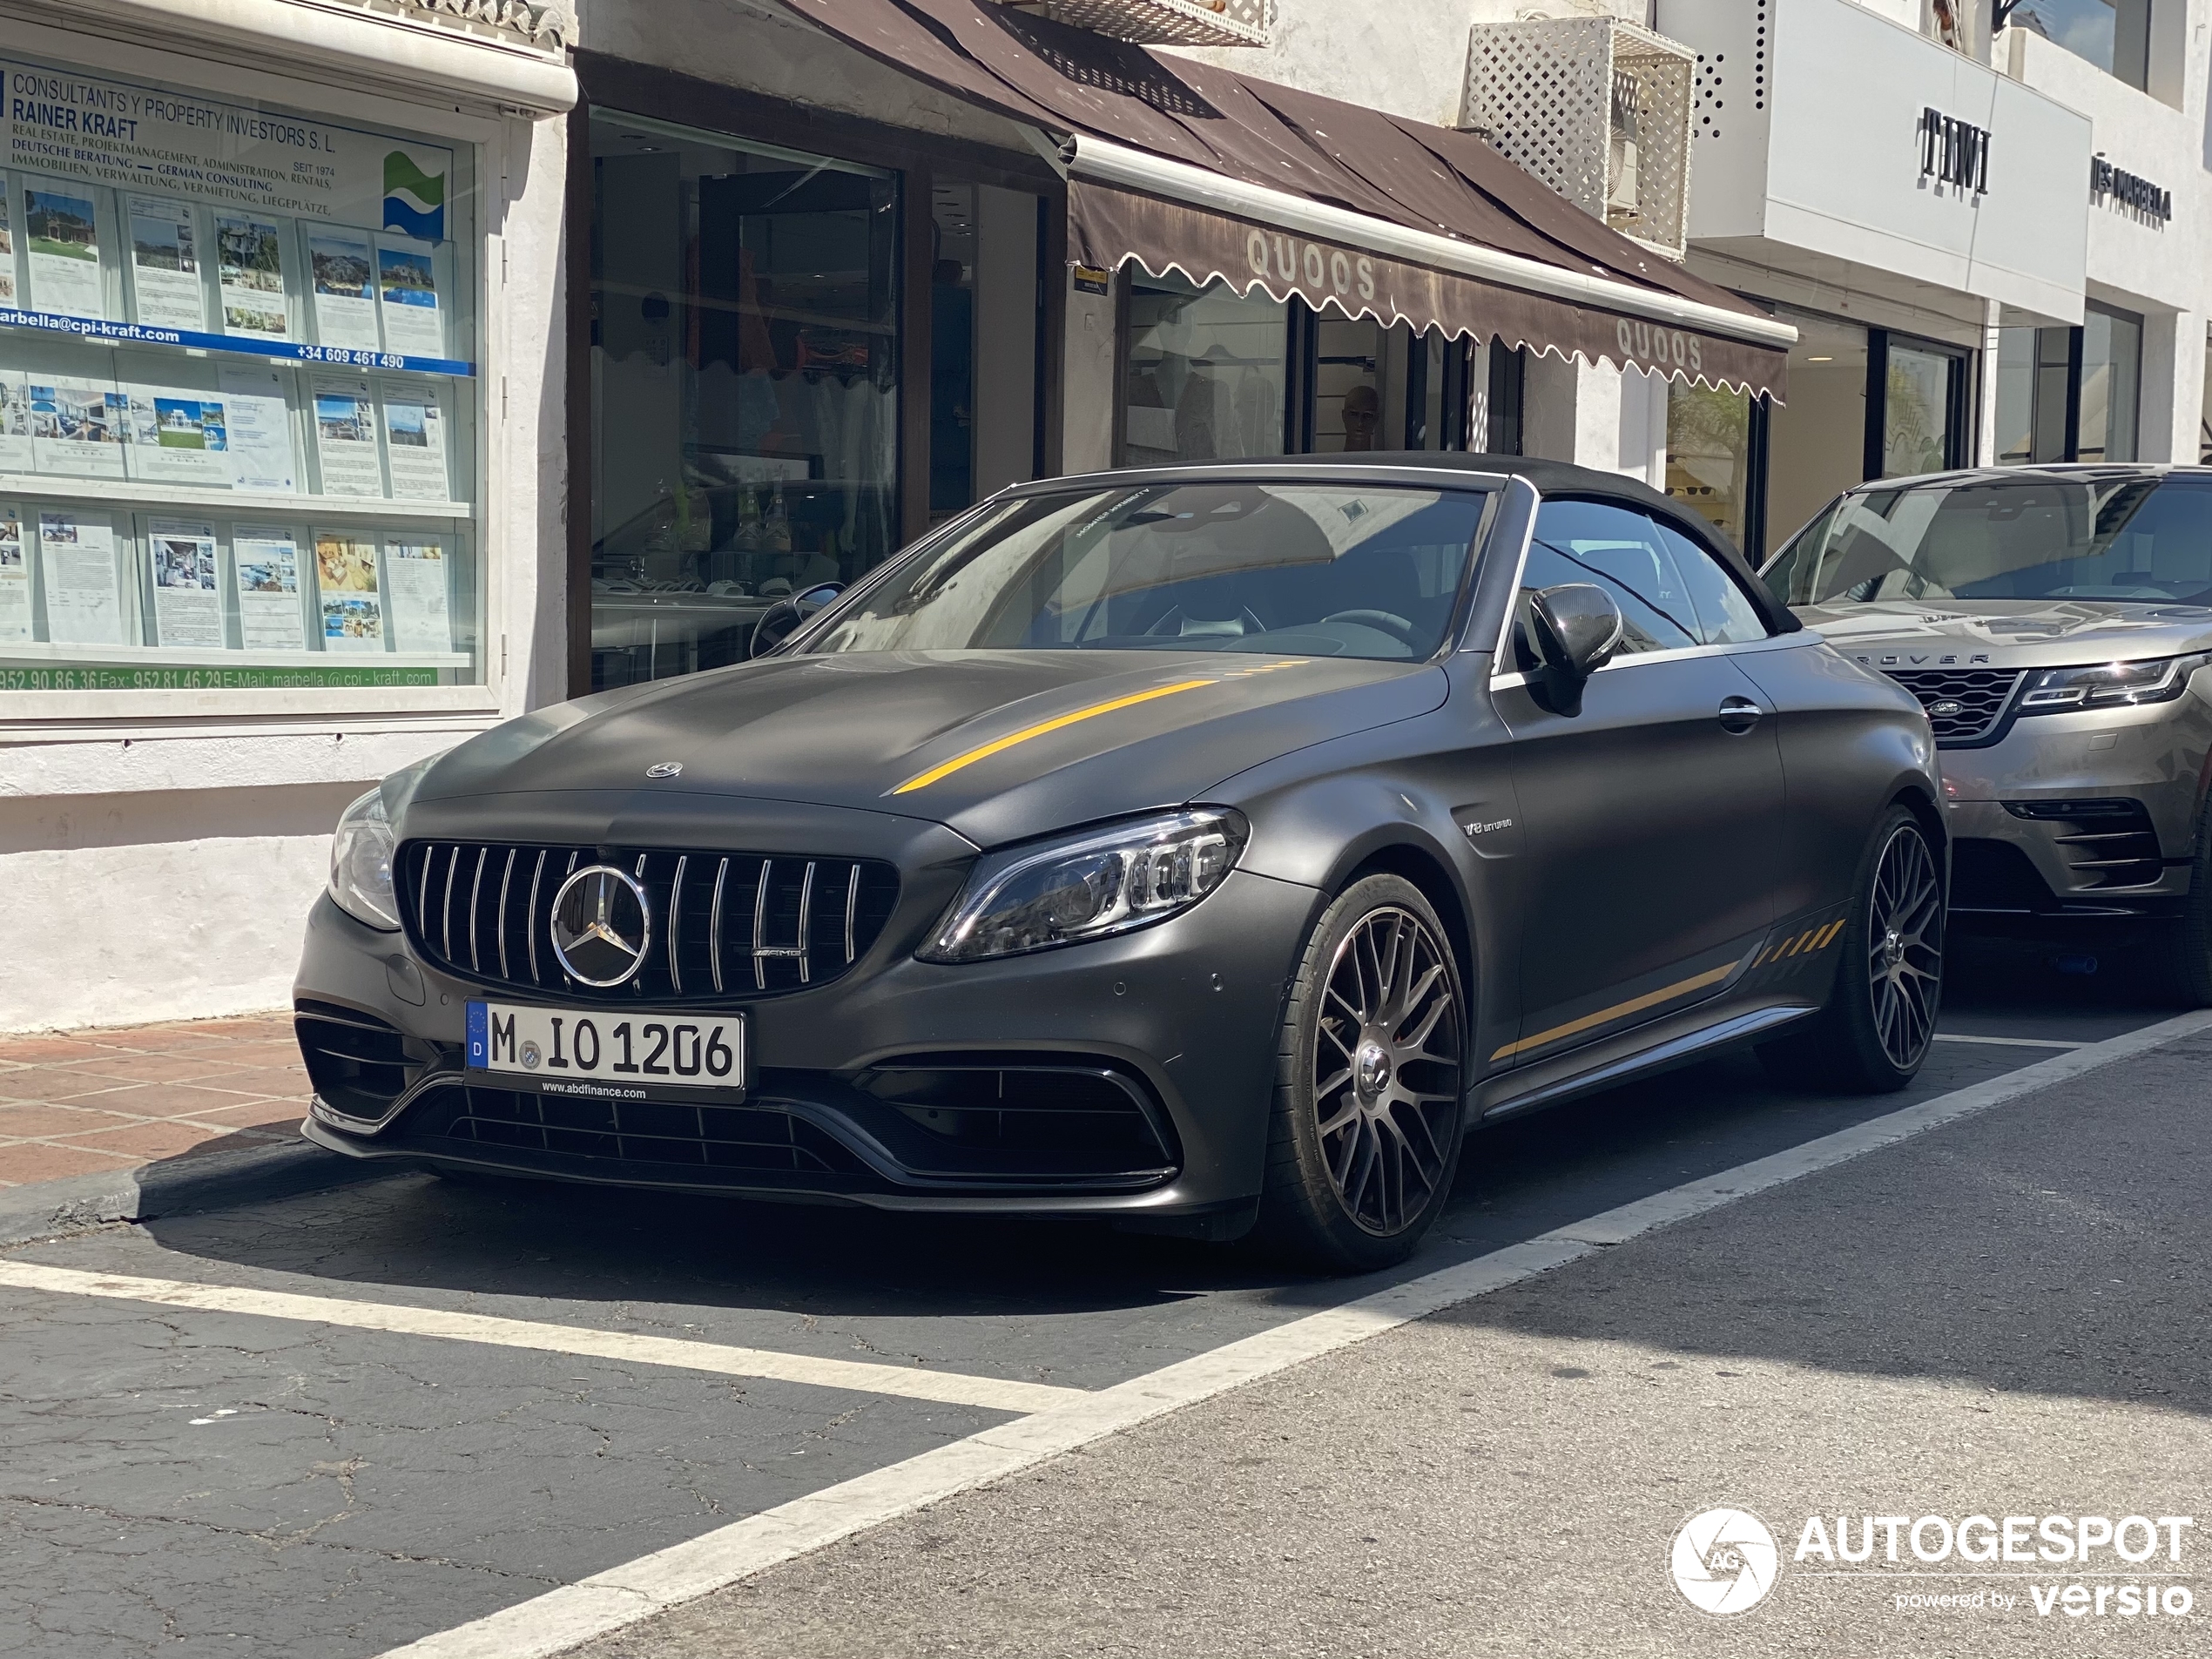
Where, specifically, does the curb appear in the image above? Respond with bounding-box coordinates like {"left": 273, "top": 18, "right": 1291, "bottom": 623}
{"left": 0, "top": 1136, "right": 391, "bottom": 1248}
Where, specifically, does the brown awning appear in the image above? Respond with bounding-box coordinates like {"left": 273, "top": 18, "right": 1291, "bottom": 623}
{"left": 779, "top": 0, "right": 1791, "bottom": 397}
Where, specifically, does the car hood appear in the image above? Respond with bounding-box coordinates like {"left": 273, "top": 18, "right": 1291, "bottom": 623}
{"left": 1797, "top": 598, "right": 2212, "bottom": 669}
{"left": 415, "top": 650, "right": 1447, "bottom": 848}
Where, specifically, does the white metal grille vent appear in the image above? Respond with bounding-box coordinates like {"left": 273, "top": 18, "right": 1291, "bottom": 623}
{"left": 1691, "top": 3, "right": 1766, "bottom": 143}
{"left": 987, "top": 0, "right": 1275, "bottom": 49}
{"left": 1461, "top": 17, "right": 1695, "bottom": 260}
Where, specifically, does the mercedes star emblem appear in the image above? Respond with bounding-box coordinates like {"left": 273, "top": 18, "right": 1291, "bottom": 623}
{"left": 645, "top": 761, "right": 684, "bottom": 779}
{"left": 549, "top": 865, "right": 653, "bottom": 987}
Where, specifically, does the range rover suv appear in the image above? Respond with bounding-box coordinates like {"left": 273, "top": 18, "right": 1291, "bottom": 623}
{"left": 1764, "top": 465, "right": 2212, "bottom": 1001}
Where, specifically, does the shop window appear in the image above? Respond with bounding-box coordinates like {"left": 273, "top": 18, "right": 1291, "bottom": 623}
{"left": 1664, "top": 383, "right": 1756, "bottom": 549}
{"left": 1881, "top": 341, "right": 1958, "bottom": 478}
{"left": 2079, "top": 303, "right": 2142, "bottom": 462}
{"left": 1312, "top": 315, "right": 1387, "bottom": 453}
{"left": 1764, "top": 310, "right": 1869, "bottom": 546}
{"left": 1486, "top": 344, "right": 1526, "bottom": 455}
{"left": 2001, "top": 1, "right": 2152, "bottom": 91}
{"left": 1121, "top": 273, "right": 1290, "bottom": 465}
{"left": 1993, "top": 304, "right": 2141, "bottom": 467}
{"left": 588, "top": 111, "right": 899, "bottom": 690}
{"left": 0, "top": 52, "right": 482, "bottom": 692}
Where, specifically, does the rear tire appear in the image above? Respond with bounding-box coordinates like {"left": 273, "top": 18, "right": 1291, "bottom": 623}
{"left": 1256, "top": 875, "right": 1467, "bottom": 1272}
{"left": 1758, "top": 806, "right": 1944, "bottom": 1094}
{"left": 2152, "top": 793, "right": 2212, "bottom": 1008}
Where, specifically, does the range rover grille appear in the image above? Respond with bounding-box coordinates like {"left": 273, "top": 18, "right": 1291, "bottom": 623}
{"left": 395, "top": 842, "right": 900, "bottom": 1002}
{"left": 1885, "top": 668, "right": 2024, "bottom": 745}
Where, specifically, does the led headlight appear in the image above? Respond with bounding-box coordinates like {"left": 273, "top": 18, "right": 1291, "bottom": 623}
{"left": 2018, "top": 653, "right": 2210, "bottom": 714}
{"left": 921, "top": 808, "right": 1249, "bottom": 964}
{"left": 328, "top": 786, "right": 401, "bottom": 931}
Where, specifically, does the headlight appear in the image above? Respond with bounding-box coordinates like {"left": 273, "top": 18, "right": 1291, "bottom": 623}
{"left": 920, "top": 808, "right": 1249, "bottom": 964}
{"left": 329, "top": 786, "right": 400, "bottom": 931}
{"left": 2018, "top": 653, "right": 2210, "bottom": 714}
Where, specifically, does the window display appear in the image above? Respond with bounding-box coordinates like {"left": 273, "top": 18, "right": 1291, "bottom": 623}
{"left": 0, "top": 50, "right": 482, "bottom": 690}
{"left": 1123, "top": 273, "right": 1287, "bottom": 464}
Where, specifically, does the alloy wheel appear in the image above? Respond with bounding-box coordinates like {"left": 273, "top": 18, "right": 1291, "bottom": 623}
{"left": 1312, "top": 907, "right": 1462, "bottom": 1236}
{"left": 1867, "top": 824, "right": 1943, "bottom": 1070}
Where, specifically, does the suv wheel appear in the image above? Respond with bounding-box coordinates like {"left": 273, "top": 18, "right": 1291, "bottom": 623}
{"left": 1258, "top": 875, "right": 1466, "bottom": 1271}
{"left": 2154, "top": 793, "right": 2212, "bottom": 1007}
{"left": 1760, "top": 806, "right": 1944, "bottom": 1093}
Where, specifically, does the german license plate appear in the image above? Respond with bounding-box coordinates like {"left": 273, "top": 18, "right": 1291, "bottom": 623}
{"left": 465, "top": 1001, "right": 747, "bottom": 1096}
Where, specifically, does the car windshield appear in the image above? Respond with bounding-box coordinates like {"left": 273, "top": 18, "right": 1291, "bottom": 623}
{"left": 1767, "top": 475, "right": 2212, "bottom": 607}
{"left": 801, "top": 482, "right": 1487, "bottom": 660}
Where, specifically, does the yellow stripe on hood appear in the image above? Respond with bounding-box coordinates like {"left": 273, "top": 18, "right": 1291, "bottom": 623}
{"left": 889, "top": 678, "right": 1217, "bottom": 795}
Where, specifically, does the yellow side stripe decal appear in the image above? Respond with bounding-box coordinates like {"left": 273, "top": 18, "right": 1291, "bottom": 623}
{"left": 1491, "top": 961, "right": 1737, "bottom": 1062}
{"left": 1753, "top": 917, "right": 1848, "bottom": 968}
{"left": 889, "top": 678, "right": 1217, "bottom": 795}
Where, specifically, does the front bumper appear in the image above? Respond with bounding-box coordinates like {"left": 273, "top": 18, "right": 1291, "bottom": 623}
{"left": 1938, "top": 697, "right": 2208, "bottom": 923}
{"left": 293, "top": 865, "right": 1320, "bottom": 1223}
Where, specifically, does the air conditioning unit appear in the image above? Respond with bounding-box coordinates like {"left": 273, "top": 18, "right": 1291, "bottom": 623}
{"left": 987, "top": 0, "right": 1275, "bottom": 50}
{"left": 1460, "top": 15, "right": 1695, "bottom": 260}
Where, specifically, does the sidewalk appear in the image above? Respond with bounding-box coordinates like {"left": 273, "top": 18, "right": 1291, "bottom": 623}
{"left": 0, "top": 1015, "right": 307, "bottom": 1191}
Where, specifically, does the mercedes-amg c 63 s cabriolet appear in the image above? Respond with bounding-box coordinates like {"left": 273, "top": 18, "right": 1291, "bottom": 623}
{"left": 297, "top": 456, "right": 1944, "bottom": 1269}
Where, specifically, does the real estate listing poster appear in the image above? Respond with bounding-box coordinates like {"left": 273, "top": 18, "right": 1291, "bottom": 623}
{"left": 380, "top": 380, "right": 448, "bottom": 502}
{"left": 0, "top": 179, "right": 16, "bottom": 305}
{"left": 308, "top": 230, "right": 381, "bottom": 352}
{"left": 126, "top": 388, "right": 231, "bottom": 487}
{"left": 0, "top": 505, "right": 30, "bottom": 643}
{"left": 233, "top": 523, "right": 306, "bottom": 650}
{"left": 216, "top": 214, "right": 289, "bottom": 340}
{"left": 38, "top": 509, "right": 125, "bottom": 644}
{"left": 217, "top": 364, "right": 297, "bottom": 494}
{"left": 126, "top": 198, "right": 206, "bottom": 333}
{"left": 384, "top": 536, "right": 452, "bottom": 654}
{"left": 30, "top": 377, "right": 128, "bottom": 478}
{"left": 24, "top": 182, "right": 105, "bottom": 318}
{"left": 147, "top": 518, "right": 223, "bottom": 647}
{"left": 375, "top": 239, "right": 444, "bottom": 358}
{"left": 314, "top": 528, "right": 383, "bottom": 651}
{"left": 311, "top": 377, "right": 381, "bottom": 496}
{"left": 0, "top": 371, "right": 31, "bottom": 473}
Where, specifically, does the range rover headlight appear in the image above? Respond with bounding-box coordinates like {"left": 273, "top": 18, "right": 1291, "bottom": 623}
{"left": 921, "top": 808, "right": 1249, "bottom": 964}
{"left": 2018, "top": 653, "right": 2211, "bottom": 714}
{"left": 329, "top": 786, "right": 401, "bottom": 931}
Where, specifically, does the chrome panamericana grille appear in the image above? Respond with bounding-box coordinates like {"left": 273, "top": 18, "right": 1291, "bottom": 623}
{"left": 1885, "top": 668, "right": 2024, "bottom": 745}
{"left": 395, "top": 842, "right": 900, "bottom": 1001}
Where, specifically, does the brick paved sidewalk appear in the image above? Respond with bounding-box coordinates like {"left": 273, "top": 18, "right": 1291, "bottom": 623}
{"left": 0, "top": 1015, "right": 307, "bottom": 1190}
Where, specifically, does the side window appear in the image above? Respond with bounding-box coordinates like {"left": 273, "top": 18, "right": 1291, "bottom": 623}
{"left": 1657, "top": 522, "right": 1773, "bottom": 645}
{"left": 1517, "top": 499, "right": 1697, "bottom": 665}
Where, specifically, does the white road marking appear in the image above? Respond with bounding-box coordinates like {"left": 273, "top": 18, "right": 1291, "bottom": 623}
{"left": 372, "top": 1006, "right": 2212, "bottom": 1659}
{"left": 0, "top": 1261, "right": 1081, "bottom": 1415}
{"left": 1932, "top": 1032, "right": 2090, "bottom": 1050}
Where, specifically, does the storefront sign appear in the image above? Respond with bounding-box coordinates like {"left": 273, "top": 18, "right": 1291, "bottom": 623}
{"left": 1919, "top": 106, "right": 1989, "bottom": 195}
{"left": 2090, "top": 155, "right": 2171, "bottom": 222}
{"left": 1068, "top": 180, "right": 1788, "bottom": 398}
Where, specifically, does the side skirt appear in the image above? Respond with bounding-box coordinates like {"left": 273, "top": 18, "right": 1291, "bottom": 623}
{"left": 1472, "top": 1003, "right": 1817, "bottom": 1127}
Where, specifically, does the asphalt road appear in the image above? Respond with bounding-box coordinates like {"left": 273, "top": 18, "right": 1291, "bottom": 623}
{"left": 0, "top": 948, "right": 2193, "bottom": 1659}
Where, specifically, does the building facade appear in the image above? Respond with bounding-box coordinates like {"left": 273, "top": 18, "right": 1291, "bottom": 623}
{"left": 10, "top": 0, "right": 2212, "bottom": 1029}
{"left": 0, "top": 0, "right": 575, "bottom": 1029}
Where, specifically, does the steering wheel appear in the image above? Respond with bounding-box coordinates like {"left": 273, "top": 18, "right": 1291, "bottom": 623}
{"left": 1319, "top": 609, "right": 1421, "bottom": 647}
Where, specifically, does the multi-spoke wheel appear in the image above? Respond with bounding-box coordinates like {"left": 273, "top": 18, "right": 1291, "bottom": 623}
{"left": 1261, "top": 875, "right": 1467, "bottom": 1270}
{"left": 1866, "top": 821, "right": 1943, "bottom": 1070}
{"left": 1759, "top": 806, "right": 1945, "bottom": 1094}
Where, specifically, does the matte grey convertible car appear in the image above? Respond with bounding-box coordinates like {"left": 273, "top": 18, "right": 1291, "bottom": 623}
{"left": 298, "top": 457, "right": 1943, "bottom": 1269}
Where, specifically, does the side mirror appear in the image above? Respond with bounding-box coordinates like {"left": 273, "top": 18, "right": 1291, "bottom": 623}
{"left": 748, "top": 583, "right": 846, "bottom": 659}
{"left": 1526, "top": 583, "right": 1623, "bottom": 714}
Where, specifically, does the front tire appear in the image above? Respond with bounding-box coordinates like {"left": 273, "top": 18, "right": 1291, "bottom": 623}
{"left": 1258, "top": 875, "right": 1467, "bottom": 1271}
{"left": 1759, "top": 806, "right": 1944, "bottom": 1094}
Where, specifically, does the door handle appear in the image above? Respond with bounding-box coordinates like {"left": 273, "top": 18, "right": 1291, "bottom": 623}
{"left": 1717, "top": 696, "right": 1766, "bottom": 734}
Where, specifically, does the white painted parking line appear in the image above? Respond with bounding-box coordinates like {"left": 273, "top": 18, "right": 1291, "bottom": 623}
{"left": 1933, "top": 1032, "right": 2091, "bottom": 1050}
{"left": 0, "top": 1261, "right": 1083, "bottom": 1415}
{"left": 374, "top": 1006, "right": 2212, "bottom": 1659}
